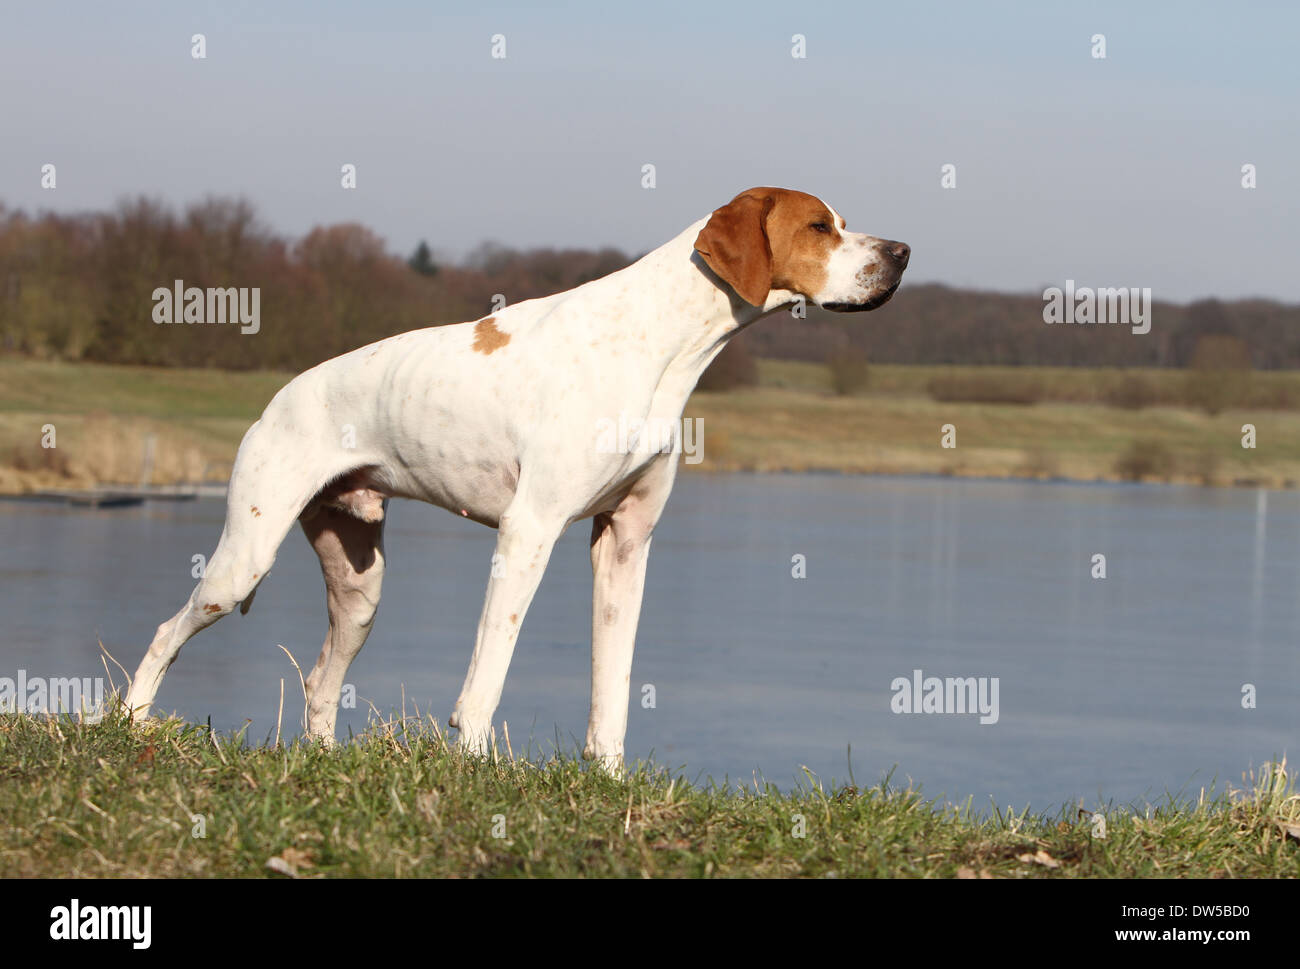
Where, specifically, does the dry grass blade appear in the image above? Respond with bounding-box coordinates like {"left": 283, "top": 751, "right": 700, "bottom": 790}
{"left": 276, "top": 643, "right": 309, "bottom": 734}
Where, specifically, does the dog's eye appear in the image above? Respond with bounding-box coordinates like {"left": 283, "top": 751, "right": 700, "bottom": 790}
{"left": 810, "top": 222, "right": 831, "bottom": 234}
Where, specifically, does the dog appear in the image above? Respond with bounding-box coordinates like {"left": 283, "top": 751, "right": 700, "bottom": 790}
{"left": 124, "top": 187, "right": 909, "bottom": 771}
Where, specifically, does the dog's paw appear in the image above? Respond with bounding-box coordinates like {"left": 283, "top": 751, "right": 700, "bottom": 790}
{"left": 582, "top": 744, "right": 626, "bottom": 778}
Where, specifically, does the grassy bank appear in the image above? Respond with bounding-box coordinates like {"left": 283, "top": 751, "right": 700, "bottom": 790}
{"left": 2, "top": 357, "right": 1299, "bottom": 492}
{"left": 1, "top": 709, "right": 1297, "bottom": 877}
{"left": 0, "top": 359, "right": 280, "bottom": 494}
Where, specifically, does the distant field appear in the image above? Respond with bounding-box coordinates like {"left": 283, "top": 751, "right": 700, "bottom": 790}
{"left": 698, "top": 360, "right": 1300, "bottom": 486}
{"left": 1, "top": 357, "right": 1298, "bottom": 492}
{"left": 757, "top": 358, "right": 1300, "bottom": 407}
{"left": 0, "top": 359, "right": 285, "bottom": 493}
{"left": 0, "top": 358, "right": 284, "bottom": 419}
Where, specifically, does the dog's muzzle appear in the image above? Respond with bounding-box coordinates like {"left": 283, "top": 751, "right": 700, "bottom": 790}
{"left": 823, "top": 240, "right": 910, "bottom": 313}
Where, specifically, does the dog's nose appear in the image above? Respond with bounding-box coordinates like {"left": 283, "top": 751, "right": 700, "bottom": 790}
{"left": 886, "top": 241, "right": 910, "bottom": 267}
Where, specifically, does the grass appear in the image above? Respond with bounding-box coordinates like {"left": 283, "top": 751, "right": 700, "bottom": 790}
{"left": 0, "top": 357, "right": 283, "bottom": 420}
{"left": 755, "top": 358, "right": 1300, "bottom": 408}
{"left": 687, "top": 387, "right": 1300, "bottom": 485}
{"left": 3, "top": 357, "right": 1300, "bottom": 492}
{"left": 1, "top": 707, "right": 1297, "bottom": 878}
{"left": 0, "top": 358, "right": 281, "bottom": 493}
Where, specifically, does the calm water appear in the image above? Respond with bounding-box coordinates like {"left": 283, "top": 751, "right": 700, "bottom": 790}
{"left": 3, "top": 473, "right": 1297, "bottom": 813}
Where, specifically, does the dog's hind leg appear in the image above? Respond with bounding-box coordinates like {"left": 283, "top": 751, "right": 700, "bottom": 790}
{"left": 124, "top": 529, "right": 287, "bottom": 721}
{"left": 124, "top": 420, "right": 330, "bottom": 721}
{"left": 299, "top": 504, "right": 386, "bottom": 743}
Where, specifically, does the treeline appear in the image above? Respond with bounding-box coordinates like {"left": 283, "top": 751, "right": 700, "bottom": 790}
{"left": 0, "top": 197, "right": 627, "bottom": 371}
{"left": 747, "top": 284, "right": 1300, "bottom": 371}
{"left": 2, "top": 196, "right": 1297, "bottom": 372}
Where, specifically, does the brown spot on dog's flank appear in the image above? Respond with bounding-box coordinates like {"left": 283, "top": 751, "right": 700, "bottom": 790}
{"left": 250, "top": 506, "right": 261, "bottom": 517}
{"left": 510, "top": 613, "right": 518, "bottom": 624}
{"left": 472, "top": 317, "right": 510, "bottom": 354}
{"left": 204, "top": 603, "right": 221, "bottom": 614}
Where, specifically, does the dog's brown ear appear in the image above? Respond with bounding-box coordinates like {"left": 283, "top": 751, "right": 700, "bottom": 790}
{"left": 694, "top": 191, "right": 775, "bottom": 307}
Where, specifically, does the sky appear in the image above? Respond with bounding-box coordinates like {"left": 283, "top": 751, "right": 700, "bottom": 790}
{"left": 1, "top": 0, "right": 1297, "bottom": 301}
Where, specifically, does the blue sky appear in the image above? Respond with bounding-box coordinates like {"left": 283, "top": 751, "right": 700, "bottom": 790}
{"left": 1, "top": 0, "right": 1297, "bottom": 299}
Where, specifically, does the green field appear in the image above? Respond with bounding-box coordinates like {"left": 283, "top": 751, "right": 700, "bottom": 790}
{"left": 2, "top": 357, "right": 1299, "bottom": 492}
{"left": 2, "top": 710, "right": 1296, "bottom": 878}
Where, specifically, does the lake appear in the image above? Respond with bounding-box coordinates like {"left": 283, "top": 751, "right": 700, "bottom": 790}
{"left": 2, "top": 473, "right": 1296, "bottom": 814}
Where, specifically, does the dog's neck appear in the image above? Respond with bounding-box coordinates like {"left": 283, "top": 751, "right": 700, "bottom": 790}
{"left": 622, "top": 216, "right": 796, "bottom": 385}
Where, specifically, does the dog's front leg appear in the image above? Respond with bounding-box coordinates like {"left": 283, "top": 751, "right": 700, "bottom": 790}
{"left": 449, "top": 501, "right": 566, "bottom": 756}
{"left": 584, "top": 458, "right": 678, "bottom": 774}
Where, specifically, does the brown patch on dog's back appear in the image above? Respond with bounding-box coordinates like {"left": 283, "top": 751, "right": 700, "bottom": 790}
{"left": 204, "top": 603, "right": 221, "bottom": 614}
{"left": 472, "top": 317, "right": 510, "bottom": 354}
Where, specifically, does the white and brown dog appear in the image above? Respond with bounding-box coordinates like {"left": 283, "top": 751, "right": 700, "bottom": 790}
{"left": 124, "top": 187, "right": 909, "bottom": 770}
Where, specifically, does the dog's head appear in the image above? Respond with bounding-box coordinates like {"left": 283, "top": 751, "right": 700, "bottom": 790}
{"left": 693, "top": 187, "right": 909, "bottom": 312}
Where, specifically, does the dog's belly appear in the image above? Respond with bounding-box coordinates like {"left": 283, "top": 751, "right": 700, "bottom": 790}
{"left": 382, "top": 454, "right": 519, "bottom": 528}
{"left": 381, "top": 392, "right": 523, "bottom": 529}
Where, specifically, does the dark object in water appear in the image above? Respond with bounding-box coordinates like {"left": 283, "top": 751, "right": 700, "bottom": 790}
{"left": 4, "top": 490, "right": 147, "bottom": 508}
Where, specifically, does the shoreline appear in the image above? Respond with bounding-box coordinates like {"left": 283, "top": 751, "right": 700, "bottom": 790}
{"left": 3, "top": 461, "right": 1295, "bottom": 501}
{"left": 4, "top": 358, "right": 1299, "bottom": 496}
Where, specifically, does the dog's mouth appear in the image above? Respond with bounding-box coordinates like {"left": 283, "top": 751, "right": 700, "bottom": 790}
{"left": 822, "top": 281, "right": 901, "bottom": 313}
